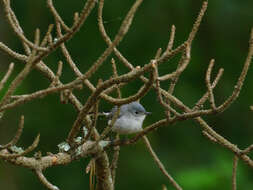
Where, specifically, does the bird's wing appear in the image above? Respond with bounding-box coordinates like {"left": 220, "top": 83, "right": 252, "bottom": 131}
{"left": 108, "top": 105, "right": 124, "bottom": 119}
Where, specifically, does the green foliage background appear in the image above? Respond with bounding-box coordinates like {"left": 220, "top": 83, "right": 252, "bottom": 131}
{"left": 0, "top": 0, "right": 253, "bottom": 189}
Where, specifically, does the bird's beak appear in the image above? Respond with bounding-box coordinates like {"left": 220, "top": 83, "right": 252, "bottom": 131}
{"left": 145, "top": 112, "right": 151, "bottom": 115}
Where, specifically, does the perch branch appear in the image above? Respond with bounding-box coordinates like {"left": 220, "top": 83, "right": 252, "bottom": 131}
{"left": 67, "top": 62, "right": 154, "bottom": 144}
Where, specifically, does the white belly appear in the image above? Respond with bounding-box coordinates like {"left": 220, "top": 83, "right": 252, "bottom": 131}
{"left": 111, "top": 115, "right": 145, "bottom": 134}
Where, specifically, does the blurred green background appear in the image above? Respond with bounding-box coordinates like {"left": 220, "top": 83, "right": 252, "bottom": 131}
{"left": 0, "top": 0, "right": 253, "bottom": 189}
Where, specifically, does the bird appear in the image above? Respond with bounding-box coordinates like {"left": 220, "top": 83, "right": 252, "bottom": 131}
{"left": 107, "top": 101, "right": 151, "bottom": 134}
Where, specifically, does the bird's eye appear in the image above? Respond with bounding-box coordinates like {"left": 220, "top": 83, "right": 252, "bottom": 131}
{"left": 135, "top": 111, "right": 139, "bottom": 114}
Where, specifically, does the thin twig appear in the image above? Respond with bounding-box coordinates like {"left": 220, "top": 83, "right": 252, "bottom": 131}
{"left": 162, "top": 184, "right": 168, "bottom": 190}
{"left": 232, "top": 155, "right": 238, "bottom": 190}
{"left": 187, "top": 1, "right": 208, "bottom": 45}
{"left": 0, "top": 78, "right": 84, "bottom": 112}
{"left": 0, "top": 115, "right": 24, "bottom": 150}
{"left": 84, "top": 0, "right": 144, "bottom": 80}
{"left": 0, "top": 42, "right": 27, "bottom": 61}
{"left": 55, "top": 22, "right": 83, "bottom": 77}
{"left": 35, "top": 169, "right": 59, "bottom": 190}
{"left": 0, "top": 134, "right": 40, "bottom": 159}
{"left": 56, "top": 61, "right": 63, "bottom": 79}
{"left": 158, "top": 44, "right": 190, "bottom": 81}
{"left": 216, "top": 28, "right": 253, "bottom": 112}
{"left": 0, "top": 29, "right": 40, "bottom": 107}
{"left": 202, "top": 130, "right": 217, "bottom": 143}
{"left": 153, "top": 61, "right": 181, "bottom": 117}
{"left": 47, "top": 0, "right": 70, "bottom": 32}
{"left": 205, "top": 59, "right": 217, "bottom": 110}
{"left": 40, "top": 24, "right": 54, "bottom": 47}
{"left": 110, "top": 134, "right": 120, "bottom": 185}
{"left": 0, "top": 63, "right": 14, "bottom": 91}
{"left": 3, "top": 0, "right": 48, "bottom": 52}
{"left": 193, "top": 68, "right": 224, "bottom": 111}
{"left": 110, "top": 58, "right": 121, "bottom": 185}
{"left": 241, "top": 144, "right": 253, "bottom": 154}
{"left": 143, "top": 136, "right": 182, "bottom": 190}
{"left": 8, "top": 4, "right": 31, "bottom": 55}
{"left": 98, "top": 59, "right": 123, "bottom": 140}
{"left": 99, "top": 105, "right": 120, "bottom": 140}
{"left": 155, "top": 48, "right": 162, "bottom": 60}
{"left": 166, "top": 25, "right": 176, "bottom": 52}
{"left": 67, "top": 59, "right": 153, "bottom": 144}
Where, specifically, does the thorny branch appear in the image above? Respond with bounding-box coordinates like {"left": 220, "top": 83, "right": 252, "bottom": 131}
{"left": 0, "top": 0, "right": 253, "bottom": 190}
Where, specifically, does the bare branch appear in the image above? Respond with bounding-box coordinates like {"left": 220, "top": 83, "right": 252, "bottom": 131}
{"left": 98, "top": 0, "right": 134, "bottom": 70}
{"left": 166, "top": 25, "right": 176, "bottom": 52}
{"left": 202, "top": 130, "right": 217, "bottom": 143}
{"left": 67, "top": 63, "right": 154, "bottom": 144}
{"left": 0, "top": 134, "right": 40, "bottom": 159}
{"left": 99, "top": 105, "right": 120, "bottom": 140}
{"left": 155, "top": 48, "right": 163, "bottom": 60}
{"left": 7, "top": 0, "right": 97, "bottom": 77}
{"left": 193, "top": 68, "right": 224, "bottom": 111}
{"left": 187, "top": 1, "right": 208, "bottom": 44}
{"left": 35, "top": 169, "right": 59, "bottom": 190}
{"left": 0, "top": 78, "right": 83, "bottom": 112}
{"left": 56, "top": 61, "right": 63, "bottom": 79}
{"left": 0, "top": 42, "right": 27, "bottom": 61}
{"left": 95, "top": 152, "right": 114, "bottom": 190}
{"left": 153, "top": 61, "right": 181, "bottom": 117}
{"left": 0, "top": 29, "right": 40, "bottom": 107}
{"left": 40, "top": 24, "right": 54, "bottom": 47}
{"left": 47, "top": 0, "right": 70, "bottom": 32}
{"left": 0, "top": 62, "right": 14, "bottom": 91}
{"left": 162, "top": 185, "right": 168, "bottom": 190}
{"left": 86, "top": 159, "right": 96, "bottom": 190}
{"left": 241, "top": 144, "right": 253, "bottom": 154}
{"left": 205, "top": 59, "right": 217, "bottom": 110}
{"left": 8, "top": 2, "right": 31, "bottom": 54}
{"left": 109, "top": 58, "right": 121, "bottom": 185}
{"left": 55, "top": 22, "right": 83, "bottom": 77}
{"left": 96, "top": 59, "right": 124, "bottom": 142}
{"left": 232, "top": 155, "right": 238, "bottom": 190}
{"left": 3, "top": 0, "right": 48, "bottom": 52}
{"left": 0, "top": 1, "right": 253, "bottom": 189}
{"left": 158, "top": 44, "right": 190, "bottom": 81}
{"left": 84, "top": 0, "right": 144, "bottom": 80}
{"left": 216, "top": 28, "right": 253, "bottom": 112}
{"left": 110, "top": 134, "right": 120, "bottom": 185}
{"left": 0, "top": 115, "right": 24, "bottom": 150}
{"left": 143, "top": 136, "right": 182, "bottom": 190}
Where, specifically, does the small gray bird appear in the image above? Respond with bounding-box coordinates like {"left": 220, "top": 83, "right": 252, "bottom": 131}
{"left": 107, "top": 101, "right": 151, "bottom": 134}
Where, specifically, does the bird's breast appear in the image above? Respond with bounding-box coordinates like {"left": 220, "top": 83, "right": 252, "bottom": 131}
{"left": 111, "top": 115, "right": 145, "bottom": 134}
